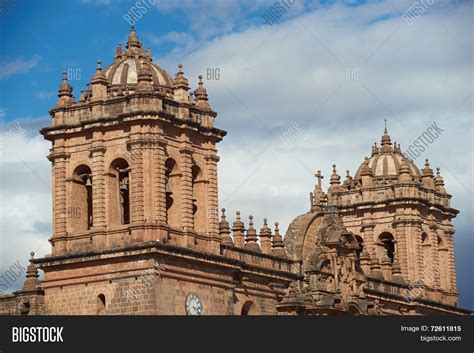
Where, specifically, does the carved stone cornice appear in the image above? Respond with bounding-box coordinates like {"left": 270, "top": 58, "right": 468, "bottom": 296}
{"left": 88, "top": 144, "right": 107, "bottom": 155}
{"left": 204, "top": 154, "right": 220, "bottom": 163}
{"left": 47, "top": 151, "right": 71, "bottom": 162}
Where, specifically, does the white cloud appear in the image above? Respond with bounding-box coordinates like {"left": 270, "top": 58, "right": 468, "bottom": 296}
{"left": 35, "top": 90, "right": 56, "bottom": 100}
{"left": 0, "top": 55, "right": 41, "bottom": 79}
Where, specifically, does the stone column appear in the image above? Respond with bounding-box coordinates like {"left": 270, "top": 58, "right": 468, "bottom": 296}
{"left": 153, "top": 137, "right": 167, "bottom": 224}
{"left": 361, "top": 222, "right": 375, "bottom": 258}
{"left": 89, "top": 142, "right": 107, "bottom": 230}
{"left": 393, "top": 220, "right": 409, "bottom": 280}
{"left": 141, "top": 136, "right": 154, "bottom": 223}
{"left": 48, "top": 147, "right": 70, "bottom": 245}
{"left": 444, "top": 228, "right": 457, "bottom": 293}
{"left": 128, "top": 139, "right": 145, "bottom": 224}
{"left": 429, "top": 223, "right": 440, "bottom": 288}
{"left": 205, "top": 152, "right": 220, "bottom": 253}
{"left": 179, "top": 143, "right": 194, "bottom": 231}
{"left": 410, "top": 220, "right": 423, "bottom": 283}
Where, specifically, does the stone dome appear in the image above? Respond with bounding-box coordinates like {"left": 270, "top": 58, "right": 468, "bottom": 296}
{"left": 354, "top": 129, "right": 421, "bottom": 181}
{"left": 103, "top": 26, "right": 173, "bottom": 95}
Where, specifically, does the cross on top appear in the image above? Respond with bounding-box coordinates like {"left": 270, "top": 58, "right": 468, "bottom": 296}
{"left": 315, "top": 170, "right": 324, "bottom": 189}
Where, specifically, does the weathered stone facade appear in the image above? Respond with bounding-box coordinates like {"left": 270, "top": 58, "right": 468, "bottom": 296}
{"left": 0, "top": 27, "right": 469, "bottom": 315}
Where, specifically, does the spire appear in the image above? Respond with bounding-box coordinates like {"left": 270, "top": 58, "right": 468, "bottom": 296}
{"left": 219, "top": 208, "right": 233, "bottom": 245}
{"left": 58, "top": 70, "right": 73, "bottom": 98}
{"left": 259, "top": 218, "right": 272, "bottom": 254}
{"left": 115, "top": 43, "right": 123, "bottom": 61}
{"left": 360, "top": 157, "right": 373, "bottom": 177}
{"left": 194, "top": 75, "right": 211, "bottom": 110}
{"left": 56, "top": 70, "right": 74, "bottom": 108}
{"left": 91, "top": 60, "right": 107, "bottom": 84}
{"left": 145, "top": 47, "right": 152, "bottom": 62}
{"left": 22, "top": 252, "right": 41, "bottom": 292}
{"left": 232, "top": 211, "right": 245, "bottom": 247}
{"left": 272, "top": 222, "right": 286, "bottom": 257}
{"left": 244, "top": 215, "right": 260, "bottom": 252}
{"left": 371, "top": 142, "right": 379, "bottom": 156}
{"left": 126, "top": 25, "right": 141, "bottom": 50}
{"left": 174, "top": 64, "right": 189, "bottom": 89}
{"left": 380, "top": 121, "right": 392, "bottom": 152}
{"left": 398, "top": 156, "right": 412, "bottom": 183}
{"left": 421, "top": 159, "right": 435, "bottom": 189}
{"left": 434, "top": 167, "right": 446, "bottom": 193}
{"left": 421, "top": 159, "right": 433, "bottom": 177}
{"left": 136, "top": 60, "right": 153, "bottom": 92}
{"left": 343, "top": 170, "right": 352, "bottom": 188}
{"left": 329, "top": 164, "right": 341, "bottom": 186}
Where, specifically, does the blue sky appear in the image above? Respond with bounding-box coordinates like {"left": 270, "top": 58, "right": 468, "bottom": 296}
{"left": 0, "top": 0, "right": 472, "bottom": 310}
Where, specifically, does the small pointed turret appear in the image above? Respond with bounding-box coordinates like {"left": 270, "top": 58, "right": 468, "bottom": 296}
{"left": 272, "top": 222, "right": 286, "bottom": 258}
{"left": 434, "top": 167, "right": 446, "bottom": 193}
{"left": 380, "top": 123, "right": 392, "bottom": 152}
{"left": 173, "top": 64, "right": 190, "bottom": 103}
{"left": 56, "top": 70, "right": 74, "bottom": 108}
{"left": 421, "top": 159, "right": 435, "bottom": 189}
{"left": 398, "top": 157, "right": 412, "bottom": 183}
{"left": 126, "top": 25, "right": 141, "bottom": 51}
{"left": 360, "top": 157, "right": 373, "bottom": 187}
{"left": 219, "top": 208, "right": 233, "bottom": 245}
{"left": 136, "top": 60, "right": 153, "bottom": 92}
{"left": 244, "top": 215, "right": 260, "bottom": 252}
{"left": 259, "top": 218, "right": 272, "bottom": 254}
{"left": 115, "top": 43, "right": 123, "bottom": 61}
{"left": 232, "top": 211, "right": 245, "bottom": 247}
{"left": 91, "top": 60, "right": 108, "bottom": 100}
{"left": 343, "top": 170, "right": 353, "bottom": 189}
{"left": 194, "top": 75, "right": 211, "bottom": 110}
{"left": 22, "top": 252, "right": 41, "bottom": 292}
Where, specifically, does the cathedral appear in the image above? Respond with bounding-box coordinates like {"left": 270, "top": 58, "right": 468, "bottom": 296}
{"left": 0, "top": 27, "right": 469, "bottom": 315}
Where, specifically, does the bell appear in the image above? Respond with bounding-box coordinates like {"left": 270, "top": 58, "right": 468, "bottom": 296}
{"left": 85, "top": 176, "right": 92, "bottom": 187}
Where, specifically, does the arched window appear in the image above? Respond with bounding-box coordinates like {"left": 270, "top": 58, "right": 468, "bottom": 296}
{"left": 421, "top": 232, "right": 431, "bottom": 264}
{"left": 191, "top": 165, "right": 207, "bottom": 233}
{"left": 97, "top": 294, "right": 106, "bottom": 315}
{"left": 437, "top": 234, "right": 448, "bottom": 290}
{"left": 165, "top": 158, "right": 181, "bottom": 228}
{"left": 70, "top": 165, "right": 93, "bottom": 233}
{"left": 108, "top": 159, "right": 130, "bottom": 226}
{"left": 241, "top": 301, "right": 257, "bottom": 315}
{"left": 377, "top": 232, "right": 395, "bottom": 263}
{"left": 355, "top": 235, "right": 364, "bottom": 258}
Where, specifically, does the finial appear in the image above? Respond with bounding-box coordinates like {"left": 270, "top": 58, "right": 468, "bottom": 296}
{"left": 62, "top": 70, "right": 67, "bottom": 80}
{"left": 30, "top": 251, "right": 35, "bottom": 259}
{"left": 198, "top": 74, "right": 203, "bottom": 85}
{"left": 315, "top": 170, "right": 324, "bottom": 189}
{"left": 236, "top": 210, "right": 241, "bottom": 220}
{"left": 178, "top": 63, "right": 183, "bottom": 72}
{"left": 346, "top": 170, "right": 350, "bottom": 177}
{"left": 425, "top": 159, "right": 430, "bottom": 167}
{"left": 332, "top": 164, "right": 336, "bottom": 172}
{"left": 274, "top": 222, "right": 279, "bottom": 231}
{"left": 263, "top": 218, "right": 268, "bottom": 225}
{"left": 384, "top": 118, "right": 387, "bottom": 133}
{"left": 436, "top": 167, "right": 440, "bottom": 175}
{"left": 249, "top": 215, "right": 254, "bottom": 226}
{"left": 221, "top": 208, "right": 227, "bottom": 220}
{"left": 96, "top": 60, "right": 102, "bottom": 71}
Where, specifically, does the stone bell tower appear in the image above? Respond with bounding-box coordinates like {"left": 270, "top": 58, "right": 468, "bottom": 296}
{"left": 42, "top": 26, "right": 226, "bottom": 256}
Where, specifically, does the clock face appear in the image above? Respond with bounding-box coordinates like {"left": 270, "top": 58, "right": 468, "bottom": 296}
{"left": 185, "top": 293, "right": 203, "bottom": 316}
